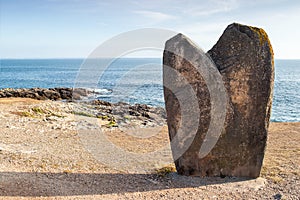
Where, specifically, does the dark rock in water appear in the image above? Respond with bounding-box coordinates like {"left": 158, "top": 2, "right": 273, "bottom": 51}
{"left": 42, "top": 89, "right": 61, "bottom": 100}
{"left": 163, "top": 23, "right": 274, "bottom": 178}
{"left": 73, "top": 88, "right": 90, "bottom": 97}
{"left": 58, "top": 89, "right": 71, "bottom": 100}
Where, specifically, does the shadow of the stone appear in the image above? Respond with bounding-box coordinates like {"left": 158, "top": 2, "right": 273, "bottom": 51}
{"left": 0, "top": 172, "right": 252, "bottom": 196}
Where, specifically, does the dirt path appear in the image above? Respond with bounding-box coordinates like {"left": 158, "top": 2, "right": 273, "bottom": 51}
{"left": 0, "top": 98, "right": 299, "bottom": 199}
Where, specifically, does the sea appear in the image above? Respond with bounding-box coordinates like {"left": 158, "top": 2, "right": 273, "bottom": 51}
{"left": 0, "top": 58, "right": 299, "bottom": 122}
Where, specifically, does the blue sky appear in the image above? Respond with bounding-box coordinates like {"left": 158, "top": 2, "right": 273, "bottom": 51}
{"left": 0, "top": 0, "right": 299, "bottom": 59}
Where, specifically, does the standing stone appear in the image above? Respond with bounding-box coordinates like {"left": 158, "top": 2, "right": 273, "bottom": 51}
{"left": 163, "top": 23, "right": 274, "bottom": 178}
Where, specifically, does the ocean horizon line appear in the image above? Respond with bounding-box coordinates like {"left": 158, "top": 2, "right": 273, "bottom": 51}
{"left": 1, "top": 58, "right": 300, "bottom": 61}
{"left": 0, "top": 57, "right": 163, "bottom": 60}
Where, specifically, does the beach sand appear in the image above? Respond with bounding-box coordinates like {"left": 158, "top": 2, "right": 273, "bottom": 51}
{"left": 0, "top": 98, "right": 299, "bottom": 199}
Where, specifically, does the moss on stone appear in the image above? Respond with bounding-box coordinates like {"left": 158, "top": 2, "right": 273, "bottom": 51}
{"left": 249, "top": 26, "right": 274, "bottom": 56}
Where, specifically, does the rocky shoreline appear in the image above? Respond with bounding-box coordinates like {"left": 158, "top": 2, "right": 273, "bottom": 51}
{"left": 0, "top": 87, "right": 93, "bottom": 101}
{"left": 0, "top": 88, "right": 167, "bottom": 129}
{"left": 72, "top": 100, "right": 166, "bottom": 129}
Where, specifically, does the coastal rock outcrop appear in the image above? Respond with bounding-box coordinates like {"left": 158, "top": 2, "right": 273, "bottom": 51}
{"left": 0, "top": 88, "right": 90, "bottom": 101}
{"left": 163, "top": 23, "right": 274, "bottom": 178}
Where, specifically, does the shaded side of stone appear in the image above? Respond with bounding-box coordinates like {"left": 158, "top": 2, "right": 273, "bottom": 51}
{"left": 163, "top": 34, "right": 211, "bottom": 176}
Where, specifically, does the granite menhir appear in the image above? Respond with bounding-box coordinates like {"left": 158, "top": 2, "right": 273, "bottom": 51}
{"left": 163, "top": 23, "right": 274, "bottom": 178}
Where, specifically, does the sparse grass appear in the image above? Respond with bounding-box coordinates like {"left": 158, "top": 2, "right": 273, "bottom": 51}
{"left": 72, "top": 111, "right": 95, "bottom": 118}
{"left": 105, "top": 120, "right": 118, "bottom": 128}
{"left": 156, "top": 165, "right": 176, "bottom": 177}
{"left": 32, "top": 107, "right": 65, "bottom": 117}
{"left": 11, "top": 111, "right": 35, "bottom": 118}
{"left": 32, "top": 107, "right": 46, "bottom": 114}
{"left": 47, "top": 112, "right": 65, "bottom": 118}
{"left": 11, "top": 106, "right": 65, "bottom": 118}
{"left": 97, "top": 115, "right": 109, "bottom": 120}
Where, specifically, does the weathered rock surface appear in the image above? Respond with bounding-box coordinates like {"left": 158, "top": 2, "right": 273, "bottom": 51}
{"left": 163, "top": 23, "right": 274, "bottom": 178}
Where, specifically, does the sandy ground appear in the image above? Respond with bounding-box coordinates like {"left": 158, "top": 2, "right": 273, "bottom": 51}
{"left": 0, "top": 98, "right": 299, "bottom": 199}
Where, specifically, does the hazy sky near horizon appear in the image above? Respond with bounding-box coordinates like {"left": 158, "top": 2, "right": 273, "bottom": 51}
{"left": 0, "top": 0, "right": 299, "bottom": 59}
